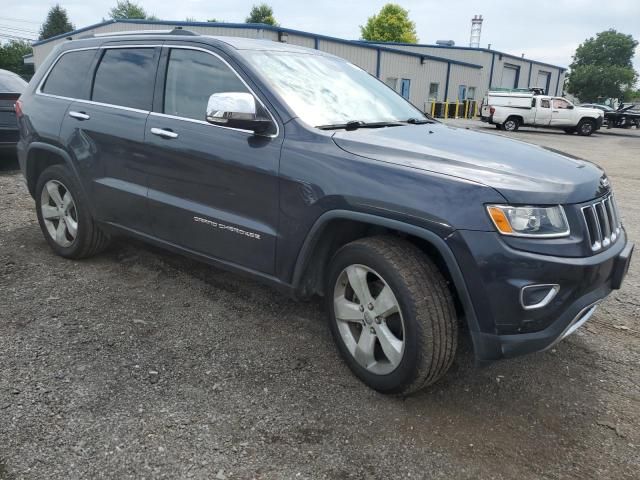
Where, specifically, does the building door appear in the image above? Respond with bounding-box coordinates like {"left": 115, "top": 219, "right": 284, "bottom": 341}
{"left": 536, "top": 71, "right": 551, "bottom": 94}
{"left": 500, "top": 65, "right": 519, "bottom": 88}
{"left": 458, "top": 85, "right": 467, "bottom": 100}
{"left": 400, "top": 79, "right": 411, "bottom": 99}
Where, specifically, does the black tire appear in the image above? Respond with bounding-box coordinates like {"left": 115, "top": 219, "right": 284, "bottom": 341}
{"left": 577, "top": 119, "right": 596, "bottom": 136}
{"left": 563, "top": 128, "right": 576, "bottom": 135}
{"left": 502, "top": 117, "right": 520, "bottom": 132}
{"left": 35, "top": 164, "right": 110, "bottom": 259}
{"left": 326, "top": 236, "right": 458, "bottom": 395}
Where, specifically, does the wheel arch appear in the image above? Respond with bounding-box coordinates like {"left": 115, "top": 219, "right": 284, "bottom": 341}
{"left": 24, "top": 143, "right": 94, "bottom": 213}
{"left": 291, "top": 210, "right": 481, "bottom": 335}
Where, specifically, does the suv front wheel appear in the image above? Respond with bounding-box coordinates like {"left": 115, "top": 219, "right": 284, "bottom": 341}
{"left": 35, "top": 164, "right": 110, "bottom": 259}
{"left": 326, "top": 236, "right": 458, "bottom": 395}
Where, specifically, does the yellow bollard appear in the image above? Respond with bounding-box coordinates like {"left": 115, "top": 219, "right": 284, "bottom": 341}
{"left": 444, "top": 101, "right": 449, "bottom": 119}
{"left": 431, "top": 101, "right": 436, "bottom": 117}
{"left": 455, "top": 100, "right": 460, "bottom": 118}
{"left": 475, "top": 101, "right": 479, "bottom": 118}
{"left": 464, "top": 100, "right": 470, "bottom": 119}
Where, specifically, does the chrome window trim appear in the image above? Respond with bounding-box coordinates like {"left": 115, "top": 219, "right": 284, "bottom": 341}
{"left": 35, "top": 44, "right": 280, "bottom": 138}
{"left": 159, "top": 44, "right": 279, "bottom": 138}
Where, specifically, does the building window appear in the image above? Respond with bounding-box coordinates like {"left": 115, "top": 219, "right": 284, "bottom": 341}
{"left": 385, "top": 77, "right": 398, "bottom": 91}
{"left": 467, "top": 87, "right": 476, "bottom": 100}
{"left": 428, "top": 82, "right": 439, "bottom": 100}
{"left": 400, "top": 79, "right": 411, "bottom": 99}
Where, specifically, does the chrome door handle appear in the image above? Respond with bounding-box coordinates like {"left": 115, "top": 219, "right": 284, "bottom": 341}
{"left": 68, "top": 111, "right": 90, "bottom": 120}
{"left": 150, "top": 127, "right": 178, "bottom": 139}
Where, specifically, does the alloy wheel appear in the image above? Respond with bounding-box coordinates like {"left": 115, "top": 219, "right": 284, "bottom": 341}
{"left": 40, "top": 180, "right": 78, "bottom": 248}
{"left": 333, "top": 264, "right": 405, "bottom": 375}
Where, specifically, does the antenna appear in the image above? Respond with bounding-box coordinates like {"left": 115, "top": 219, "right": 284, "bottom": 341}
{"left": 469, "top": 14, "right": 483, "bottom": 48}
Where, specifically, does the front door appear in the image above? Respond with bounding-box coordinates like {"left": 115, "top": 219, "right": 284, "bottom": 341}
{"left": 144, "top": 46, "right": 282, "bottom": 274}
{"left": 59, "top": 45, "right": 160, "bottom": 233}
{"left": 550, "top": 98, "right": 575, "bottom": 126}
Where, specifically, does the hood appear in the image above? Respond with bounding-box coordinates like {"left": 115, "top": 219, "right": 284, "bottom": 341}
{"left": 576, "top": 106, "right": 604, "bottom": 117}
{"left": 332, "top": 123, "right": 608, "bottom": 204}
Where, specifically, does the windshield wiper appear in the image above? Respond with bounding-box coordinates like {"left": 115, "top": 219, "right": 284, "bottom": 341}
{"left": 404, "top": 117, "right": 435, "bottom": 124}
{"left": 317, "top": 120, "right": 405, "bottom": 131}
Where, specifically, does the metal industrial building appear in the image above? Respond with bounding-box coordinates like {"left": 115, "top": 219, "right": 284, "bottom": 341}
{"left": 30, "top": 19, "right": 566, "bottom": 114}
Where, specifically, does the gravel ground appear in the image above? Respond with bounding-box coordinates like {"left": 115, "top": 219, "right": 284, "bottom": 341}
{"left": 1, "top": 124, "right": 639, "bottom": 480}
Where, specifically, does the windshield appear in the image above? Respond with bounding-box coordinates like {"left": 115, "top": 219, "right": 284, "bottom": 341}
{"left": 243, "top": 51, "right": 426, "bottom": 128}
{"left": 0, "top": 70, "right": 27, "bottom": 93}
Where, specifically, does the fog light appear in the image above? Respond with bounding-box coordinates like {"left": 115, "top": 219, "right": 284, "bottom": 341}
{"left": 520, "top": 284, "right": 560, "bottom": 310}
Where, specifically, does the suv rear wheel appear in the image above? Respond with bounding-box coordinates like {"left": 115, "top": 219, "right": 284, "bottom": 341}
{"left": 326, "top": 236, "right": 458, "bottom": 395}
{"left": 35, "top": 164, "right": 110, "bottom": 259}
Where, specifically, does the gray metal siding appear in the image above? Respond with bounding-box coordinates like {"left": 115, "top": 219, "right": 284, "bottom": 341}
{"left": 379, "top": 51, "right": 448, "bottom": 108}
{"left": 317, "top": 40, "right": 377, "bottom": 75}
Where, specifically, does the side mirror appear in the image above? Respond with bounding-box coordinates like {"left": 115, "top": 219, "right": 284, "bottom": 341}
{"left": 567, "top": 105, "right": 574, "bottom": 110}
{"left": 206, "top": 92, "right": 272, "bottom": 134}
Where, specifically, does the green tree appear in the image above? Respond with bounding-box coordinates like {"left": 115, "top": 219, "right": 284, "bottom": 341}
{"left": 108, "top": 1, "right": 155, "bottom": 20}
{"left": 0, "top": 40, "right": 33, "bottom": 77}
{"left": 39, "top": 4, "right": 74, "bottom": 40}
{"left": 360, "top": 3, "right": 418, "bottom": 43}
{"left": 566, "top": 30, "right": 638, "bottom": 102}
{"left": 246, "top": 4, "right": 278, "bottom": 26}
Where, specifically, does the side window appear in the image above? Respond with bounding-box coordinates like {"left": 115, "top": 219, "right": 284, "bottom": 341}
{"left": 164, "top": 49, "right": 249, "bottom": 121}
{"left": 42, "top": 50, "right": 97, "bottom": 99}
{"left": 540, "top": 99, "right": 550, "bottom": 108}
{"left": 552, "top": 99, "right": 570, "bottom": 109}
{"left": 92, "top": 48, "right": 157, "bottom": 110}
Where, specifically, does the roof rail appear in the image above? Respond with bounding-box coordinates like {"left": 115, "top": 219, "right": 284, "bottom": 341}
{"left": 90, "top": 28, "right": 198, "bottom": 38}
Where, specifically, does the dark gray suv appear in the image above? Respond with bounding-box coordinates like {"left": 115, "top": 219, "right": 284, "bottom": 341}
{"left": 16, "top": 31, "right": 633, "bottom": 395}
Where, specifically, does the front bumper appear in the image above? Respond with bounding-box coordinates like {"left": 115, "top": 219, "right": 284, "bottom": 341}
{"left": 446, "top": 229, "right": 633, "bottom": 362}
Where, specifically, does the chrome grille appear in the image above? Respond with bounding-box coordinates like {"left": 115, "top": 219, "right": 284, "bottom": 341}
{"left": 582, "top": 194, "right": 621, "bottom": 252}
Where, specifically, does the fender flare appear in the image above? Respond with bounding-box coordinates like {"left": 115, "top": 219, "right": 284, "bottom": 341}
{"left": 291, "top": 209, "right": 480, "bottom": 336}
{"left": 24, "top": 142, "right": 95, "bottom": 214}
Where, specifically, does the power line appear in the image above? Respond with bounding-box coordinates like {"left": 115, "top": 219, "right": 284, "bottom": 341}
{"left": 0, "top": 24, "right": 39, "bottom": 35}
{"left": 0, "top": 16, "right": 41, "bottom": 25}
{"left": 0, "top": 33, "right": 35, "bottom": 42}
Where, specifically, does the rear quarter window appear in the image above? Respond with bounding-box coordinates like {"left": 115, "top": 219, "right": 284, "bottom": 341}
{"left": 41, "top": 49, "right": 97, "bottom": 99}
{"left": 92, "top": 48, "right": 157, "bottom": 111}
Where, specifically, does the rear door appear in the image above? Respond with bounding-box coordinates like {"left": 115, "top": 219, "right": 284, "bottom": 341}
{"left": 59, "top": 43, "right": 161, "bottom": 233}
{"left": 533, "top": 97, "right": 552, "bottom": 126}
{"left": 144, "top": 45, "right": 282, "bottom": 274}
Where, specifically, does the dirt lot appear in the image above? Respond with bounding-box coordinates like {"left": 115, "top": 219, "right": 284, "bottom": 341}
{"left": 1, "top": 124, "right": 639, "bottom": 480}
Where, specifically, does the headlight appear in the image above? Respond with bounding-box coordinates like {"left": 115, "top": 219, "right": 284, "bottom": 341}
{"left": 486, "top": 205, "right": 570, "bottom": 238}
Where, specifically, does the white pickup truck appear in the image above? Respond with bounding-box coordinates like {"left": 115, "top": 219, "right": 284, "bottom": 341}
{"left": 481, "top": 89, "right": 604, "bottom": 136}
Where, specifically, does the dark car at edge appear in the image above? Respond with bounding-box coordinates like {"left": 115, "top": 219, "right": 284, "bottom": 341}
{"left": 0, "top": 69, "right": 27, "bottom": 152}
{"left": 16, "top": 31, "right": 633, "bottom": 395}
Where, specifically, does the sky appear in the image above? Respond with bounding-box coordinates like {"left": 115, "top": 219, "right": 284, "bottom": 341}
{"left": 2, "top": 0, "right": 639, "bottom": 71}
